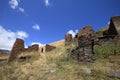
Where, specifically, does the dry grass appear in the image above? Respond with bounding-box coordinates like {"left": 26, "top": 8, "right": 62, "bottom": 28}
{"left": 0, "top": 40, "right": 120, "bottom": 80}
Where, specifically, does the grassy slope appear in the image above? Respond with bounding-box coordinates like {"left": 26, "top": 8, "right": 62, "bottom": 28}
{"left": 0, "top": 40, "right": 120, "bottom": 80}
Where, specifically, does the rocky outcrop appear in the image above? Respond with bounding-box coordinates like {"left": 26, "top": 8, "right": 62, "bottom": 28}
{"left": 65, "top": 34, "right": 73, "bottom": 45}
{"left": 8, "top": 38, "right": 25, "bottom": 62}
{"left": 45, "top": 44, "right": 56, "bottom": 52}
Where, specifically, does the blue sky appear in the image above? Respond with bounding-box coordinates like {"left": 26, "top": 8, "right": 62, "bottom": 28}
{"left": 0, "top": 0, "right": 120, "bottom": 50}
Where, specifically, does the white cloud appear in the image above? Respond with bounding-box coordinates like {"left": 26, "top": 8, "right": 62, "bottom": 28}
{"left": 44, "top": 0, "right": 50, "bottom": 6}
{"left": 67, "top": 30, "right": 78, "bottom": 37}
{"left": 9, "top": 0, "right": 25, "bottom": 13}
{"left": 32, "top": 24, "right": 40, "bottom": 30}
{"left": 17, "top": 31, "right": 28, "bottom": 39}
{"left": 0, "top": 25, "right": 28, "bottom": 50}
{"left": 19, "top": 7, "right": 24, "bottom": 12}
{"left": 9, "top": 0, "right": 18, "bottom": 9}
{"left": 31, "top": 42, "right": 45, "bottom": 47}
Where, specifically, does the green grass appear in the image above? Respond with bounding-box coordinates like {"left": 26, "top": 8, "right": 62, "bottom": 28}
{"left": 0, "top": 40, "right": 120, "bottom": 80}
{"left": 93, "top": 43, "right": 120, "bottom": 58}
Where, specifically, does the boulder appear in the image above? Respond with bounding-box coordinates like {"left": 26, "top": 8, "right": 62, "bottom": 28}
{"left": 108, "top": 69, "right": 120, "bottom": 78}
{"left": 8, "top": 38, "right": 25, "bottom": 62}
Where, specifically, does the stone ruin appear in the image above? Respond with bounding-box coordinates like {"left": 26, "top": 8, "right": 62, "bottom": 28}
{"left": 69, "top": 16, "right": 120, "bottom": 62}
{"left": 107, "top": 16, "right": 120, "bottom": 38}
{"left": 74, "top": 25, "right": 95, "bottom": 46}
{"left": 109, "top": 16, "right": 120, "bottom": 34}
{"left": 65, "top": 34, "right": 73, "bottom": 45}
{"left": 77, "top": 25, "right": 95, "bottom": 37}
{"left": 45, "top": 44, "right": 56, "bottom": 52}
{"left": 8, "top": 38, "right": 39, "bottom": 62}
{"left": 70, "top": 26, "right": 95, "bottom": 62}
{"left": 8, "top": 38, "right": 25, "bottom": 62}
{"left": 102, "top": 16, "right": 120, "bottom": 38}
{"left": 25, "top": 44, "right": 39, "bottom": 52}
{"left": 39, "top": 44, "right": 56, "bottom": 53}
{"left": 70, "top": 35, "right": 94, "bottom": 62}
{"left": 39, "top": 46, "right": 46, "bottom": 53}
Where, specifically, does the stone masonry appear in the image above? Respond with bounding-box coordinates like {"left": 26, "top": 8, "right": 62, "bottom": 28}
{"left": 65, "top": 34, "right": 73, "bottom": 45}
{"left": 26, "top": 44, "right": 39, "bottom": 52}
{"left": 70, "top": 26, "right": 95, "bottom": 62}
{"left": 77, "top": 25, "right": 95, "bottom": 37}
{"left": 8, "top": 38, "right": 25, "bottom": 62}
{"left": 107, "top": 16, "right": 120, "bottom": 38}
{"left": 45, "top": 44, "right": 56, "bottom": 52}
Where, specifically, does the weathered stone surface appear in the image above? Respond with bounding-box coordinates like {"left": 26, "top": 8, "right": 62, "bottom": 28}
{"left": 70, "top": 35, "right": 94, "bottom": 62}
{"left": 80, "top": 67, "right": 92, "bottom": 74}
{"left": 102, "top": 16, "right": 120, "bottom": 39}
{"left": 108, "top": 69, "right": 120, "bottom": 78}
{"left": 8, "top": 38, "right": 25, "bottom": 62}
{"left": 77, "top": 25, "right": 95, "bottom": 37}
{"left": 95, "top": 16, "right": 120, "bottom": 44}
{"left": 65, "top": 34, "right": 73, "bottom": 42}
{"left": 70, "top": 26, "right": 95, "bottom": 62}
{"left": 26, "top": 44, "right": 39, "bottom": 52}
{"left": 65, "top": 34, "right": 73, "bottom": 45}
{"left": 109, "top": 16, "right": 120, "bottom": 34}
{"left": 45, "top": 44, "right": 56, "bottom": 52}
{"left": 107, "top": 16, "right": 120, "bottom": 38}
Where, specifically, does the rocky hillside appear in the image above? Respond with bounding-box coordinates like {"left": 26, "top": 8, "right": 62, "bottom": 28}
{"left": 0, "top": 39, "right": 120, "bottom": 80}
{"left": 0, "top": 16, "right": 120, "bottom": 80}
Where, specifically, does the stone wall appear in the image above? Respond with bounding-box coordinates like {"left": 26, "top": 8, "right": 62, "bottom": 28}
{"left": 70, "top": 35, "right": 94, "bottom": 62}
{"left": 8, "top": 38, "right": 40, "bottom": 62}
{"left": 8, "top": 38, "right": 25, "bottom": 62}
{"left": 65, "top": 34, "right": 73, "bottom": 45}
{"left": 70, "top": 26, "right": 95, "bottom": 62}
{"left": 45, "top": 44, "right": 56, "bottom": 52}
{"left": 39, "top": 46, "right": 46, "bottom": 53}
{"left": 107, "top": 16, "right": 120, "bottom": 38}
{"left": 25, "top": 44, "right": 39, "bottom": 52}
{"left": 77, "top": 25, "right": 95, "bottom": 37}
